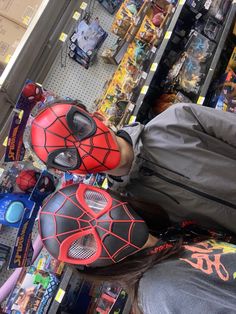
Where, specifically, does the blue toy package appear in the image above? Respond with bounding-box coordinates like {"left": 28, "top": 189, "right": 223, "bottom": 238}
{"left": 210, "top": 70, "right": 236, "bottom": 113}
{"left": 0, "top": 193, "right": 34, "bottom": 228}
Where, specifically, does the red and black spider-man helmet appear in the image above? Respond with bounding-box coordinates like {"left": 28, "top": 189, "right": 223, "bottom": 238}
{"left": 30, "top": 102, "right": 121, "bottom": 174}
{"left": 39, "top": 183, "right": 149, "bottom": 267}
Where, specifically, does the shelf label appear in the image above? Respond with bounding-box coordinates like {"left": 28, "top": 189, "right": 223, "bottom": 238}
{"left": 55, "top": 288, "right": 65, "bottom": 303}
{"left": 3, "top": 137, "right": 8, "bottom": 147}
{"left": 197, "top": 96, "right": 205, "bottom": 105}
{"left": 59, "top": 33, "right": 68, "bottom": 42}
{"left": 164, "top": 31, "right": 172, "bottom": 40}
{"left": 179, "top": 0, "right": 186, "bottom": 5}
{"left": 102, "top": 178, "right": 108, "bottom": 189}
{"left": 80, "top": 2, "right": 88, "bottom": 10}
{"left": 141, "top": 85, "right": 148, "bottom": 95}
{"left": 151, "top": 46, "right": 157, "bottom": 53}
{"left": 129, "top": 115, "right": 136, "bottom": 124}
{"left": 141, "top": 72, "right": 148, "bottom": 79}
{"left": 18, "top": 110, "right": 24, "bottom": 121}
{"left": 5, "top": 54, "right": 11, "bottom": 63}
{"left": 73, "top": 11, "right": 81, "bottom": 20}
{"left": 151, "top": 63, "right": 158, "bottom": 72}
{"left": 23, "top": 16, "right": 30, "bottom": 25}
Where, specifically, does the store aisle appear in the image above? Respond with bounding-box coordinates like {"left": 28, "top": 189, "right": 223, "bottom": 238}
{"left": 43, "top": 2, "right": 117, "bottom": 111}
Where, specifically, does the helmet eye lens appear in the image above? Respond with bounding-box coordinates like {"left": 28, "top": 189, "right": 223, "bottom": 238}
{"left": 54, "top": 150, "right": 78, "bottom": 169}
{"left": 68, "top": 234, "right": 97, "bottom": 260}
{"left": 84, "top": 189, "right": 108, "bottom": 214}
{"left": 66, "top": 107, "right": 96, "bottom": 140}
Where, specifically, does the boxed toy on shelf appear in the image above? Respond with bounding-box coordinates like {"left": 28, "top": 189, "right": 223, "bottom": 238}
{"left": 97, "top": 0, "right": 122, "bottom": 14}
{"left": 69, "top": 18, "right": 108, "bottom": 69}
{"left": 4, "top": 262, "right": 60, "bottom": 313}
{"left": 209, "top": 70, "right": 236, "bottom": 113}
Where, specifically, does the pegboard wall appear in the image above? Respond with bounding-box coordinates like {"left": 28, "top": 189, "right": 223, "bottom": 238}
{"left": 43, "top": 1, "right": 117, "bottom": 112}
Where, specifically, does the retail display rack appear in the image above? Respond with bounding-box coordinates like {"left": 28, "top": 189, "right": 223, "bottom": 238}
{"left": 132, "top": 0, "right": 236, "bottom": 121}
{"left": 94, "top": 0, "right": 236, "bottom": 127}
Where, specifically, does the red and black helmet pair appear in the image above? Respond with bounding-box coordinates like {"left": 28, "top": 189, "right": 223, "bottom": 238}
{"left": 39, "top": 183, "right": 149, "bottom": 267}
{"left": 30, "top": 102, "right": 121, "bottom": 174}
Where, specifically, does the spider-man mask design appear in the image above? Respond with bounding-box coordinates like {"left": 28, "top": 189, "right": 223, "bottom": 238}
{"left": 30, "top": 102, "right": 121, "bottom": 174}
{"left": 39, "top": 184, "right": 149, "bottom": 267}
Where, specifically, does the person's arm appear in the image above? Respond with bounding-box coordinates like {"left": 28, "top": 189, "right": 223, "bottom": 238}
{"left": 165, "top": 103, "right": 236, "bottom": 147}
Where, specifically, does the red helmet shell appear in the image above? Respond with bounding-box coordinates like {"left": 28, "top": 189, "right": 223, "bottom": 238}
{"left": 31, "top": 103, "right": 121, "bottom": 174}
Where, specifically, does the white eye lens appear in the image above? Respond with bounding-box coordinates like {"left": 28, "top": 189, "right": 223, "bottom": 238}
{"left": 68, "top": 234, "right": 97, "bottom": 260}
{"left": 54, "top": 150, "right": 78, "bottom": 168}
{"left": 84, "top": 190, "right": 108, "bottom": 214}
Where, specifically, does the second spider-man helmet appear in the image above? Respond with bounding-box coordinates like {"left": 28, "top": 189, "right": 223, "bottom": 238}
{"left": 30, "top": 102, "right": 121, "bottom": 174}
{"left": 39, "top": 183, "right": 149, "bottom": 267}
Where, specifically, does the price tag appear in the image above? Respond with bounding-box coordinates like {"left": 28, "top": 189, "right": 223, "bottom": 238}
{"left": 150, "top": 63, "right": 158, "bottom": 72}
{"left": 151, "top": 46, "right": 157, "bottom": 53}
{"left": 18, "top": 110, "right": 24, "bottom": 121}
{"left": 197, "top": 96, "right": 205, "bottom": 105}
{"left": 164, "top": 31, "right": 172, "bottom": 40}
{"left": 179, "top": 0, "right": 186, "bottom": 5}
{"left": 3, "top": 137, "right": 8, "bottom": 147}
{"left": 102, "top": 178, "right": 108, "bottom": 189}
{"left": 73, "top": 11, "right": 81, "bottom": 20}
{"left": 80, "top": 2, "right": 88, "bottom": 10}
{"left": 141, "top": 72, "right": 148, "bottom": 79}
{"left": 23, "top": 16, "right": 30, "bottom": 25}
{"left": 59, "top": 33, "right": 68, "bottom": 42}
{"left": 5, "top": 55, "right": 11, "bottom": 63}
{"left": 129, "top": 115, "right": 136, "bottom": 124}
{"left": 55, "top": 288, "right": 65, "bottom": 303}
{"left": 141, "top": 86, "right": 148, "bottom": 95}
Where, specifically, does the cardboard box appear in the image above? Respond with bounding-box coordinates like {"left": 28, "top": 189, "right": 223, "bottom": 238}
{"left": 0, "top": 15, "right": 25, "bottom": 67}
{"left": 0, "top": 0, "right": 42, "bottom": 28}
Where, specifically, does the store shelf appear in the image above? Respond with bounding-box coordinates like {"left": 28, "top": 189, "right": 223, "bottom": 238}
{"left": 132, "top": 0, "right": 186, "bottom": 116}
{"left": 196, "top": 2, "right": 236, "bottom": 105}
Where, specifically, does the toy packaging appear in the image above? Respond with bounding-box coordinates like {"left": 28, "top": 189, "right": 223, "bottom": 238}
{"left": 186, "top": 0, "right": 213, "bottom": 15}
{"left": 136, "top": 16, "right": 159, "bottom": 45}
{"left": 5, "top": 267, "right": 59, "bottom": 314}
{"left": 97, "top": 0, "right": 122, "bottom": 14}
{"left": 210, "top": 70, "right": 236, "bottom": 113}
{"left": 69, "top": 18, "right": 108, "bottom": 69}
{"left": 34, "top": 250, "right": 64, "bottom": 276}
{"left": 111, "top": 0, "right": 144, "bottom": 38}
{"left": 208, "top": 0, "right": 231, "bottom": 22}
{"left": 226, "top": 47, "right": 236, "bottom": 73}
{"left": 185, "top": 31, "right": 216, "bottom": 63}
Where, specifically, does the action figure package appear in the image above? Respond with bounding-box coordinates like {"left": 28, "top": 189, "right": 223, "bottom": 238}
{"left": 209, "top": 70, "right": 236, "bottom": 113}
{"left": 166, "top": 53, "right": 205, "bottom": 95}
{"left": 97, "top": 0, "right": 122, "bottom": 14}
{"left": 126, "top": 38, "right": 150, "bottom": 67}
{"left": 136, "top": 16, "right": 159, "bottom": 45}
{"left": 185, "top": 31, "right": 216, "bottom": 64}
{"left": 186, "top": 0, "right": 213, "bottom": 15}
{"left": 34, "top": 250, "right": 64, "bottom": 276}
{"left": 194, "top": 16, "right": 222, "bottom": 42}
{"left": 111, "top": 0, "right": 144, "bottom": 38}
{"left": 208, "top": 0, "right": 231, "bottom": 22}
{"left": 226, "top": 47, "right": 236, "bottom": 73}
{"left": 5, "top": 267, "right": 59, "bottom": 314}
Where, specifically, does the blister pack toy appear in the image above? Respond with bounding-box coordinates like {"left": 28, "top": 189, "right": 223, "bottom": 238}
{"left": 136, "top": 16, "right": 159, "bottom": 45}
{"left": 185, "top": 31, "right": 216, "bottom": 63}
{"left": 210, "top": 70, "right": 236, "bottom": 113}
